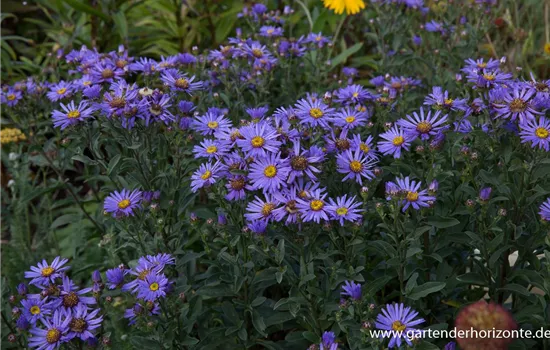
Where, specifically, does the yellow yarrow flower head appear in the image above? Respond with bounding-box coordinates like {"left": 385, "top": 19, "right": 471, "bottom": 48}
{"left": 0, "top": 128, "right": 26, "bottom": 145}
{"left": 323, "top": 0, "right": 365, "bottom": 15}
{"left": 544, "top": 42, "right": 550, "bottom": 55}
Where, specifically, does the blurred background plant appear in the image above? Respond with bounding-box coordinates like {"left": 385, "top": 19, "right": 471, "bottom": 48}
{"left": 2, "top": 0, "right": 548, "bottom": 83}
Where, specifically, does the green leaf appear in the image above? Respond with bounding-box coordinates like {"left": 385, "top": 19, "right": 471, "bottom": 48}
{"left": 498, "top": 283, "right": 531, "bottom": 297}
{"left": 427, "top": 216, "right": 460, "bottom": 229}
{"left": 62, "top": 0, "right": 109, "bottom": 21}
{"left": 407, "top": 282, "right": 446, "bottom": 300}
{"left": 330, "top": 43, "right": 363, "bottom": 69}
{"left": 457, "top": 272, "right": 487, "bottom": 286}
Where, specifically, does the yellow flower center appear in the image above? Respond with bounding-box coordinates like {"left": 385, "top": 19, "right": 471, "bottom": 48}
{"left": 118, "top": 199, "right": 131, "bottom": 209}
{"left": 359, "top": 143, "right": 370, "bottom": 152}
{"left": 349, "top": 160, "right": 363, "bottom": 173}
{"left": 263, "top": 165, "right": 277, "bottom": 178}
{"left": 7, "top": 94, "right": 16, "bottom": 101}
{"left": 336, "top": 207, "right": 348, "bottom": 216}
{"left": 416, "top": 121, "right": 432, "bottom": 133}
{"left": 63, "top": 292, "right": 79, "bottom": 307}
{"left": 309, "top": 108, "right": 324, "bottom": 119}
{"left": 483, "top": 73, "right": 495, "bottom": 81}
{"left": 545, "top": 43, "right": 550, "bottom": 54}
{"left": 477, "top": 62, "right": 487, "bottom": 68}
{"left": 392, "top": 136, "right": 405, "bottom": 146}
{"left": 261, "top": 203, "right": 275, "bottom": 216}
{"left": 298, "top": 190, "right": 308, "bottom": 199}
{"left": 69, "top": 318, "right": 87, "bottom": 333}
{"left": 352, "top": 92, "right": 359, "bottom": 98}
{"left": 149, "top": 282, "right": 159, "bottom": 291}
{"left": 56, "top": 88, "right": 67, "bottom": 95}
{"left": 310, "top": 199, "right": 324, "bottom": 211}
{"left": 267, "top": 29, "right": 274, "bottom": 34}
{"left": 345, "top": 116, "right": 356, "bottom": 123}
{"left": 175, "top": 78, "right": 189, "bottom": 89}
{"left": 138, "top": 269, "right": 150, "bottom": 280}
{"left": 444, "top": 98, "right": 454, "bottom": 106}
{"left": 230, "top": 178, "right": 245, "bottom": 190}
{"left": 30, "top": 306, "right": 41, "bottom": 315}
{"left": 41, "top": 266, "right": 55, "bottom": 277}
{"left": 252, "top": 49, "right": 263, "bottom": 58}
{"left": 509, "top": 98, "right": 527, "bottom": 113}
{"left": 83, "top": 80, "right": 92, "bottom": 86}
{"left": 406, "top": 191, "right": 419, "bottom": 201}
{"left": 207, "top": 121, "right": 219, "bottom": 129}
{"left": 206, "top": 145, "right": 217, "bottom": 154}
{"left": 201, "top": 170, "right": 212, "bottom": 180}
{"left": 46, "top": 328, "right": 61, "bottom": 344}
{"left": 392, "top": 321, "right": 406, "bottom": 332}
{"left": 67, "top": 110, "right": 81, "bottom": 119}
{"left": 536, "top": 127, "right": 549, "bottom": 139}
{"left": 251, "top": 136, "right": 265, "bottom": 148}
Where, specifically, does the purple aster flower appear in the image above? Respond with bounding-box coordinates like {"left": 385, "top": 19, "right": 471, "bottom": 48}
{"left": 342, "top": 67, "right": 358, "bottom": 78}
{"left": 305, "top": 32, "right": 331, "bottom": 47}
{"left": 412, "top": 35, "right": 422, "bottom": 46}
{"left": 370, "top": 75, "right": 386, "bottom": 87}
{"left": 21, "top": 297, "right": 53, "bottom": 324}
{"left": 479, "top": 187, "right": 492, "bottom": 201}
{"left": 104, "top": 189, "right": 142, "bottom": 217}
{"left": 287, "top": 139, "right": 322, "bottom": 183}
{"left": 51, "top": 100, "right": 94, "bottom": 130}
{"left": 128, "top": 57, "right": 158, "bottom": 75}
{"left": 83, "top": 85, "right": 102, "bottom": 99}
{"left": 249, "top": 153, "right": 291, "bottom": 193}
{"left": 325, "top": 129, "right": 352, "bottom": 153}
{"left": 467, "top": 69, "right": 513, "bottom": 89}
{"left": 124, "top": 302, "right": 160, "bottom": 325}
{"left": 539, "top": 198, "right": 550, "bottom": 221}
{"left": 428, "top": 180, "right": 439, "bottom": 194}
{"left": 65, "top": 304, "right": 103, "bottom": 341}
{"left": 296, "top": 188, "right": 329, "bottom": 223}
{"left": 91, "top": 270, "right": 101, "bottom": 283}
{"left": 192, "top": 112, "right": 233, "bottom": 136}
{"left": 378, "top": 126, "right": 411, "bottom": 158}
{"left": 193, "top": 139, "right": 231, "bottom": 159}
{"left": 246, "top": 106, "right": 269, "bottom": 121}
{"left": 225, "top": 176, "right": 248, "bottom": 201}
{"left": 494, "top": 88, "right": 541, "bottom": 123}
{"left": 146, "top": 91, "right": 175, "bottom": 125}
{"left": 350, "top": 134, "right": 377, "bottom": 159}
{"left": 248, "top": 220, "right": 268, "bottom": 235}
{"left": 29, "top": 310, "right": 71, "bottom": 350}
{"left": 190, "top": 161, "right": 226, "bottom": 192}
{"left": 236, "top": 122, "right": 281, "bottom": 157}
{"left": 259, "top": 25, "right": 283, "bottom": 37}
{"left": 245, "top": 194, "right": 280, "bottom": 222}
{"left": 320, "top": 331, "right": 338, "bottom": 350}
{"left": 395, "top": 177, "right": 435, "bottom": 211}
{"left": 375, "top": 303, "right": 425, "bottom": 348}
{"left": 425, "top": 20, "right": 445, "bottom": 34}
{"left": 17, "top": 283, "right": 28, "bottom": 296}
{"left": 17, "top": 314, "right": 30, "bottom": 330}
{"left": 176, "top": 53, "right": 197, "bottom": 65}
{"left": 334, "top": 84, "right": 375, "bottom": 105}
{"left": 445, "top": 341, "right": 457, "bottom": 350}
{"left": 341, "top": 280, "right": 362, "bottom": 300}
{"left": 141, "top": 253, "right": 175, "bottom": 272}
{"left": 106, "top": 268, "right": 127, "bottom": 289}
{"left": 519, "top": 117, "right": 550, "bottom": 151}
{"left": 160, "top": 69, "right": 203, "bottom": 95}
{"left": 336, "top": 149, "right": 376, "bottom": 185}
{"left": 137, "top": 273, "right": 169, "bottom": 301}
{"left": 462, "top": 58, "right": 500, "bottom": 73}
{"left": 46, "top": 81, "right": 73, "bottom": 102}
{"left": 398, "top": 108, "right": 448, "bottom": 141}
{"left": 1, "top": 89, "right": 23, "bottom": 107}
{"left": 272, "top": 190, "right": 301, "bottom": 224}
{"left": 252, "top": 3, "right": 268, "bottom": 14}
{"left": 57, "top": 276, "right": 96, "bottom": 311}
{"left": 424, "top": 86, "right": 467, "bottom": 112}
{"left": 326, "top": 195, "right": 363, "bottom": 226}
{"left": 333, "top": 107, "right": 369, "bottom": 129}
{"left": 294, "top": 97, "right": 335, "bottom": 129}
{"left": 90, "top": 61, "right": 124, "bottom": 83}
{"left": 25, "top": 257, "right": 70, "bottom": 287}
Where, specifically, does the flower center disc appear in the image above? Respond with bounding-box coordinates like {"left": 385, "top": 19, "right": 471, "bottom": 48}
{"left": 263, "top": 165, "right": 277, "bottom": 178}
{"left": 201, "top": 170, "right": 212, "bottom": 180}
{"left": 67, "top": 110, "right": 81, "bottom": 119}
{"left": 536, "top": 127, "right": 549, "bottom": 139}
{"left": 349, "top": 160, "right": 363, "bottom": 173}
{"left": 392, "top": 136, "right": 405, "bottom": 146}
{"left": 416, "top": 121, "right": 432, "bottom": 133}
{"left": 392, "top": 321, "right": 406, "bottom": 332}
{"left": 41, "top": 266, "right": 55, "bottom": 277}
{"left": 336, "top": 207, "right": 348, "bottom": 215}
{"left": 149, "top": 282, "right": 159, "bottom": 291}
{"left": 261, "top": 203, "right": 275, "bottom": 216}
{"left": 310, "top": 200, "right": 324, "bottom": 211}
{"left": 345, "top": 116, "right": 356, "bottom": 123}
{"left": 175, "top": 78, "right": 189, "bottom": 89}
{"left": 291, "top": 156, "right": 308, "bottom": 171}
{"left": 118, "top": 199, "right": 131, "bottom": 209}
{"left": 206, "top": 145, "right": 217, "bottom": 154}
{"left": 406, "top": 191, "right": 419, "bottom": 201}
{"left": 63, "top": 292, "right": 80, "bottom": 308}
{"left": 57, "top": 88, "right": 67, "bottom": 95}
{"left": 251, "top": 136, "right": 265, "bottom": 148}
{"left": 207, "top": 121, "right": 219, "bottom": 129}
{"left": 309, "top": 108, "right": 324, "bottom": 119}
{"left": 46, "top": 328, "right": 61, "bottom": 344}
{"left": 509, "top": 98, "right": 527, "bottom": 112}
{"left": 30, "top": 306, "right": 41, "bottom": 315}
{"left": 70, "top": 318, "right": 88, "bottom": 333}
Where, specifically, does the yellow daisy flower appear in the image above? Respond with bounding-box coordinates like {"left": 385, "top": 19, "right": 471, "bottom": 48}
{"left": 323, "top": 0, "right": 365, "bottom": 15}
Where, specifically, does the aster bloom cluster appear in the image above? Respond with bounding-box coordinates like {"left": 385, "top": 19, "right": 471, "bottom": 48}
{"left": 13, "top": 257, "right": 103, "bottom": 349}
{"left": 103, "top": 253, "right": 175, "bottom": 325}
